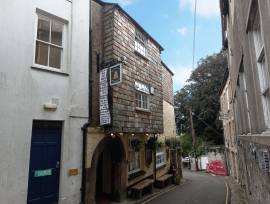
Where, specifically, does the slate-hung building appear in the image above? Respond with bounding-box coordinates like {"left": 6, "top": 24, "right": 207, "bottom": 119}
{"left": 0, "top": 0, "right": 90, "bottom": 203}
{"left": 84, "top": 0, "right": 177, "bottom": 203}
{"left": 220, "top": 0, "right": 270, "bottom": 203}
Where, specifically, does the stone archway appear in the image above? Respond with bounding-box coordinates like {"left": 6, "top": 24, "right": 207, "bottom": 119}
{"left": 85, "top": 135, "right": 127, "bottom": 204}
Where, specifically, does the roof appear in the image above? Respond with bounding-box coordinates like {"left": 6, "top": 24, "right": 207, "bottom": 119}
{"left": 161, "top": 61, "right": 174, "bottom": 76}
{"left": 93, "top": 0, "right": 164, "bottom": 51}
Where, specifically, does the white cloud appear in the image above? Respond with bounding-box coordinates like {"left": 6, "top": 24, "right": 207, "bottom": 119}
{"left": 108, "top": 0, "right": 134, "bottom": 6}
{"left": 170, "top": 64, "right": 193, "bottom": 88}
{"left": 179, "top": 0, "right": 220, "bottom": 18}
{"left": 177, "top": 27, "right": 188, "bottom": 36}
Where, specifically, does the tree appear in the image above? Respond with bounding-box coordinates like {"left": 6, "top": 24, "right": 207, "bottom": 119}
{"left": 175, "top": 51, "right": 227, "bottom": 145}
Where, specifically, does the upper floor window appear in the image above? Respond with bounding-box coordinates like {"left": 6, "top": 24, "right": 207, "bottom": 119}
{"left": 249, "top": 8, "right": 270, "bottom": 128}
{"left": 35, "top": 14, "right": 64, "bottom": 69}
{"left": 135, "top": 81, "right": 150, "bottom": 111}
{"left": 136, "top": 92, "right": 149, "bottom": 110}
{"left": 135, "top": 31, "right": 147, "bottom": 57}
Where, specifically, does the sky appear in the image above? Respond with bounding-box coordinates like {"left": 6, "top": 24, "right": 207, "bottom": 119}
{"left": 103, "top": 0, "right": 222, "bottom": 92}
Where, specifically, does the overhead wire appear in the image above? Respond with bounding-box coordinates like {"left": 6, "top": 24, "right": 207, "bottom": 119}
{"left": 192, "top": 0, "right": 197, "bottom": 70}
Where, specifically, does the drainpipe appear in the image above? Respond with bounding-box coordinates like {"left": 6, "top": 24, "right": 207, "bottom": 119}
{"left": 81, "top": 0, "right": 92, "bottom": 203}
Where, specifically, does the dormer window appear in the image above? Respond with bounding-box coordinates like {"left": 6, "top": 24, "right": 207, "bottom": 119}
{"left": 135, "top": 30, "right": 147, "bottom": 57}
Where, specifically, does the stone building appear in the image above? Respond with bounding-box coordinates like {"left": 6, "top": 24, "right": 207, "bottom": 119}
{"left": 156, "top": 62, "right": 177, "bottom": 178}
{"left": 219, "top": 71, "right": 239, "bottom": 181}
{"left": 0, "top": 0, "right": 90, "bottom": 203}
{"left": 220, "top": 0, "right": 270, "bottom": 203}
{"left": 83, "top": 0, "right": 176, "bottom": 203}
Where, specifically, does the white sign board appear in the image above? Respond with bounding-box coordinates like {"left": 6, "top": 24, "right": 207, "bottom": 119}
{"left": 100, "top": 68, "right": 111, "bottom": 126}
{"left": 135, "top": 81, "right": 150, "bottom": 94}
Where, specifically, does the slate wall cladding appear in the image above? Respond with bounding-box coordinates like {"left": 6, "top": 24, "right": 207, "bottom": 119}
{"left": 101, "top": 4, "right": 164, "bottom": 133}
{"left": 162, "top": 64, "right": 174, "bottom": 105}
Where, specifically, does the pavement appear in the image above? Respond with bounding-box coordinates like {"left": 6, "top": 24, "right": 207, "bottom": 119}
{"left": 225, "top": 176, "right": 248, "bottom": 204}
{"left": 142, "top": 170, "right": 226, "bottom": 204}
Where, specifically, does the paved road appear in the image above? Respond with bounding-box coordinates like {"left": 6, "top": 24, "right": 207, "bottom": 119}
{"left": 147, "top": 170, "right": 226, "bottom": 204}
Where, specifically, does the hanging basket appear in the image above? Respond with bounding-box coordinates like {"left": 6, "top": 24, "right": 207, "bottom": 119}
{"left": 130, "top": 139, "right": 143, "bottom": 152}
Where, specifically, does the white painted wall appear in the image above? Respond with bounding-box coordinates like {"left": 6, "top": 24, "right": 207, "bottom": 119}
{"left": 0, "top": 0, "right": 89, "bottom": 203}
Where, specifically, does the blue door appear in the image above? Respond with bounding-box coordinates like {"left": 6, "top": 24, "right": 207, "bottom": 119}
{"left": 27, "top": 121, "right": 62, "bottom": 204}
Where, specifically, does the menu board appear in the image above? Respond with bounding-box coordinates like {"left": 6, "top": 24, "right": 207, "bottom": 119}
{"left": 100, "top": 68, "right": 111, "bottom": 126}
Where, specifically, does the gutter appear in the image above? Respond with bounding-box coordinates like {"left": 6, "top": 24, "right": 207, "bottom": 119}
{"left": 81, "top": 0, "right": 92, "bottom": 203}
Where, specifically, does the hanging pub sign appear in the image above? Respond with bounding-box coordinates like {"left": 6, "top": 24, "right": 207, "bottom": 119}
{"left": 100, "top": 68, "right": 111, "bottom": 126}
{"left": 110, "top": 63, "right": 122, "bottom": 86}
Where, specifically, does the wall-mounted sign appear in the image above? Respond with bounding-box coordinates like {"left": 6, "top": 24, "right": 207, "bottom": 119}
{"left": 110, "top": 63, "right": 122, "bottom": 86}
{"left": 100, "top": 68, "right": 111, "bottom": 126}
{"left": 34, "top": 169, "right": 52, "bottom": 177}
{"left": 135, "top": 81, "right": 150, "bottom": 94}
{"left": 68, "top": 168, "right": 79, "bottom": 176}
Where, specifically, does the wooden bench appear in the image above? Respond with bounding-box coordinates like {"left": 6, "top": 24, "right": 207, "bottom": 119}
{"left": 155, "top": 174, "right": 173, "bottom": 188}
{"left": 130, "top": 179, "right": 154, "bottom": 199}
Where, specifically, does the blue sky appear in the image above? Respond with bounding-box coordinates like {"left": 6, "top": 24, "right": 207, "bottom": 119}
{"left": 103, "top": 0, "right": 222, "bottom": 92}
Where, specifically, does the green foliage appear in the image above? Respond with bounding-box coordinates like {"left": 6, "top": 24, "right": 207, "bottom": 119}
{"left": 180, "top": 134, "right": 193, "bottom": 156}
{"left": 130, "top": 139, "right": 143, "bottom": 152}
{"left": 165, "top": 138, "right": 181, "bottom": 149}
{"left": 175, "top": 51, "right": 227, "bottom": 145}
{"left": 146, "top": 137, "right": 158, "bottom": 151}
{"left": 180, "top": 134, "right": 213, "bottom": 157}
{"left": 157, "top": 141, "right": 164, "bottom": 149}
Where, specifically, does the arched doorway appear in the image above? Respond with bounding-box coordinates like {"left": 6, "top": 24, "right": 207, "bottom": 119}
{"left": 87, "top": 135, "right": 127, "bottom": 204}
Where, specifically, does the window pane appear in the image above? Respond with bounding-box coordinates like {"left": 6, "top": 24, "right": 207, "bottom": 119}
{"left": 37, "top": 18, "right": 50, "bottom": 42}
{"left": 49, "top": 46, "right": 61, "bottom": 69}
{"left": 51, "top": 21, "right": 63, "bottom": 46}
{"left": 35, "top": 41, "right": 48, "bottom": 66}
{"left": 136, "top": 93, "right": 142, "bottom": 108}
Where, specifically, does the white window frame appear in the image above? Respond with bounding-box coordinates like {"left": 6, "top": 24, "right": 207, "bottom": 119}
{"left": 134, "top": 31, "right": 147, "bottom": 57}
{"left": 128, "top": 138, "right": 141, "bottom": 175}
{"left": 33, "top": 10, "right": 68, "bottom": 73}
{"left": 135, "top": 91, "right": 150, "bottom": 111}
{"left": 156, "top": 151, "right": 166, "bottom": 168}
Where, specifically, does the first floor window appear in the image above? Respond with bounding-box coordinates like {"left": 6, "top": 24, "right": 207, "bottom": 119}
{"left": 35, "top": 13, "right": 64, "bottom": 69}
{"left": 156, "top": 151, "right": 166, "bottom": 168}
{"left": 136, "top": 92, "right": 149, "bottom": 110}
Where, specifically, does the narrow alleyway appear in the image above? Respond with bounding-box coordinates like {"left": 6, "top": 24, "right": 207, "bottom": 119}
{"left": 146, "top": 170, "right": 226, "bottom": 204}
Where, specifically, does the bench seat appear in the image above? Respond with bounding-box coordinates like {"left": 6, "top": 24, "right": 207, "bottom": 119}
{"left": 130, "top": 179, "right": 154, "bottom": 199}
{"left": 155, "top": 174, "right": 173, "bottom": 188}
